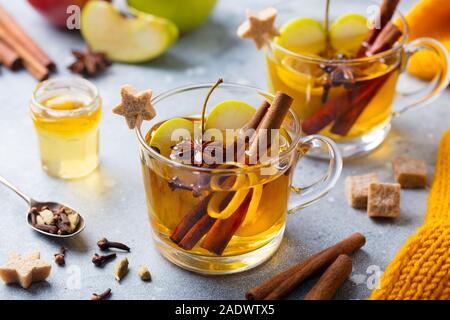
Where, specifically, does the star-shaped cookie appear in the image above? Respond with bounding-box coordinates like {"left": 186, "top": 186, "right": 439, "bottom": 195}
{"left": 113, "top": 85, "right": 156, "bottom": 129}
{"left": 237, "top": 7, "right": 280, "bottom": 49}
{"left": 0, "top": 251, "right": 51, "bottom": 289}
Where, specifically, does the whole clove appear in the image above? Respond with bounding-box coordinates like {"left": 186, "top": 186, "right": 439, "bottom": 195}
{"left": 91, "top": 288, "right": 112, "bottom": 300}
{"left": 92, "top": 253, "right": 117, "bottom": 267}
{"left": 54, "top": 247, "right": 66, "bottom": 266}
{"left": 97, "top": 238, "right": 130, "bottom": 252}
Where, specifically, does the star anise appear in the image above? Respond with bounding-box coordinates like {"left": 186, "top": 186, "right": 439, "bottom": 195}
{"left": 170, "top": 139, "right": 226, "bottom": 167}
{"left": 68, "top": 48, "right": 112, "bottom": 77}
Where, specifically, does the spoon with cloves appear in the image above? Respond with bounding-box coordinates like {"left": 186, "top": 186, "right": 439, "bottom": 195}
{"left": 0, "top": 175, "right": 85, "bottom": 238}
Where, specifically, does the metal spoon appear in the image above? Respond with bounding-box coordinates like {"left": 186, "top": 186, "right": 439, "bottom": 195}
{"left": 0, "top": 175, "right": 85, "bottom": 238}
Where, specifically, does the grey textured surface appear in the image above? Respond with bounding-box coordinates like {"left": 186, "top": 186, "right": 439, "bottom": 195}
{"left": 0, "top": 0, "right": 448, "bottom": 300}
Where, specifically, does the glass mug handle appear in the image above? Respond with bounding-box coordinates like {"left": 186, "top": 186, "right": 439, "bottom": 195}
{"left": 393, "top": 38, "right": 450, "bottom": 116}
{"left": 287, "top": 135, "right": 343, "bottom": 214}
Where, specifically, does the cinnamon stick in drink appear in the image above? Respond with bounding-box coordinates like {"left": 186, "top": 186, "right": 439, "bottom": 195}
{"left": 366, "top": 23, "right": 402, "bottom": 56}
{"left": 0, "top": 4, "right": 55, "bottom": 70}
{"left": 0, "top": 39, "right": 21, "bottom": 70}
{"left": 170, "top": 195, "right": 212, "bottom": 244}
{"left": 303, "top": 254, "right": 352, "bottom": 300}
{"left": 248, "top": 92, "right": 293, "bottom": 162}
{"left": 246, "top": 232, "right": 365, "bottom": 300}
{"left": 201, "top": 193, "right": 251, "bottom": 255}
{"left": 358, "top": 0, "right": 400, "bottom": 56}
{"left": 0, "top": 25, "right": 49, "bottom": 80}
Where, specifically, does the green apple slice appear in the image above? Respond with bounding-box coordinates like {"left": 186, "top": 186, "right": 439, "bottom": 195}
{"left": 205, "top": 100, "right": 256, "bottom": 130}
{"left": 150, "top": 118, "right": 194, "bottom": 157}
{"left": 81, "top": 0, "right": 178, "bottom": 63}
{"left": 275, "top": 17, "right": 326, "bottom": 55}
{"left": 330, "top": 13, "right": 369, "bottom": 54}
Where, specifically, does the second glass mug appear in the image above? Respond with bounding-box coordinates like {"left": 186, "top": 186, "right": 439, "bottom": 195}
{"left": 264, "top": 0, "right": 450, "bottom": 158}
{"left": 137, "top": 83, "right": 342, "bottom": 274}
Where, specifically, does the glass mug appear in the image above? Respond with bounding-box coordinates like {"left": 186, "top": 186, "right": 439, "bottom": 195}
{"left": 136, "top": 83, "right": 342, "bottom": 274}
{"left": 264, "top": 0, "right": 450, "bottom": 158}
{"left": 30, "top": 77, "right": 102, "bottom": 179}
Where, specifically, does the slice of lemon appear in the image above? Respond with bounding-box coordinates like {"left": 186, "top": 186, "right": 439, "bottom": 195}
{"left": 81, "top": 0, "right": 178, "bottom": 63}
{"left": 330, "top": 13, "right": 369, "bottom": 55}
{"left": 149, "top": 118, "right": 194, "bottom": 157}
{"left": 275, "top": 17, "right": 326, "bottom": 55}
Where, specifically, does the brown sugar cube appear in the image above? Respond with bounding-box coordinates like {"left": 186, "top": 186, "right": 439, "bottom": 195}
{"left": 345, "top": 173, "right": 378, "bottom": 209}
{"left": 392, "top": 157, "right": 427, "bottom": 188}
{"left": 367, "top": 182, "right": 401, "bottom": 218}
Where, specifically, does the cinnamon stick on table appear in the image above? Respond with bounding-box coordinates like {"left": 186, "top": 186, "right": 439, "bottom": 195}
{"left": 0, "top": 39, "right": 21, "bottom": 70}
{"left": 0, "top": 4, "right": 55, "bottom": 71}
{"left": 0, "top": 25, "right": 49, "bottom": 80}
{"left": 246, "top": 232, "right": 365, "bottom": 300}
{"left": 303, "top": 254, "right": 352, "bottom": 300}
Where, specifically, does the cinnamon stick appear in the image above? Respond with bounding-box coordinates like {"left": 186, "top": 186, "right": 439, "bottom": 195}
{"left": 246, "top": 232, "right": 365, "bottom": 300}
{"left": 0, "top": 4, "right": 55, "bottom": 70}
{"left": 329, "top": 74, "right": 390, "bottom": 136}
{"left": 0, "top": 39, "right": 21, "bottom": 70}
{"left": 303, "top": 254, "right": 352, "bottom": 300}
{"left": 364, "top": 0, "right": 400, "bottom": 47}
{"left": 243, "top": 100, "right": 271, "bottom": 131}
{"left": 301, "top": 90, "right": 353, "bottom": 135}
{"left": 248, "top": 92, "right": 293, "bottom": 161}
{"left": 170, "top": 195, "right": 212, "bottom": 244}
{"left": 366, "top": 23, "right": 402, "bottom": 56}
{"left": 178, "top": 213, "right": 216, "bottom": 250}
{"left": 0, "top": 25, "right": 49, "bottom": 80}
{"left": 200, "top": 193, "right": 251, "bottom": 255}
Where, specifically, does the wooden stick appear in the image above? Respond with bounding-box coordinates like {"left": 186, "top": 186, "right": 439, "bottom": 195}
{"left": 0, "top": 39, "right": 21, "bottom": 70}
{"left": 304, "top": 254, "right": 352, "bottom": 300}
{"left": 246, "top": 233, "right": 365, "bottom": 300}
{"left": 0, "top": 4, "right": 55, "bottom": 70}
{"left": 0, "top": 25, "right": 49, "bottom": 80}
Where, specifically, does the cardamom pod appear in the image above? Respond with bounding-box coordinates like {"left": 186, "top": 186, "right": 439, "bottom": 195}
{"left": 138, "top": 265, "right": 151, "bottom": 281}
{"left": 114, "top": 258, "right": 129, "bottom": 282}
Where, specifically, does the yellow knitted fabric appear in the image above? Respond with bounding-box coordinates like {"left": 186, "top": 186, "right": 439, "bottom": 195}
{"left": 370, "top": 128, "right": 450, "bottom": 300}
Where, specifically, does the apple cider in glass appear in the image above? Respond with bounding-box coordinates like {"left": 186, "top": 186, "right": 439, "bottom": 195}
{"left": 30, "top": 77, "right": 102, "bottom": 179}
{"left": 142, "top": 118, "right": 292, "bottom": 257}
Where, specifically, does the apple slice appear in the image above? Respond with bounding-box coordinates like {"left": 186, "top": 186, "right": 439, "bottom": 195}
{"left": 205, "top": 100, "right": 256, "bottom": 131}
{"left": 80, "top": 0, "right": 178, "bottom": 63}
{"left": 275, "top": 17, "right": 326, "bottom": 55}
{"left": 149, "top": 118, "right": 194, "bottom": 157}
{"left": 330, "top": 13, "right": 369, "bottom": 55}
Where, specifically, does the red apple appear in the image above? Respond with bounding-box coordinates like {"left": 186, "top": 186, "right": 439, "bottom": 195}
{"left": 28, "top": 0, "right": 89, "bottom": 28}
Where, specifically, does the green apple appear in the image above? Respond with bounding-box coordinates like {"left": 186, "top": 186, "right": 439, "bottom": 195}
{"left": 149, "top": 118, "right": 195, "bottom": 157}
{"left": 81, "top": 0, "right": 178, "bottom": 63}
{"left": 330, "top": 13, "right": 369, "bottom": 55}
{"left": 276, "top": 17, "right": 326, "bottom": 55}
{"left": 205, "top": 100, "right": 256, "bottom": 131}
{"left": 127, "top": 0, "right": 217, "bottom": 33}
